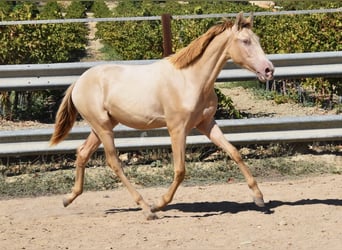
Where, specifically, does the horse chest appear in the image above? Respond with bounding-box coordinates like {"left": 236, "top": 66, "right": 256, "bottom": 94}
{"left": 181, "top": 93, "right": 217, "bottom": 124}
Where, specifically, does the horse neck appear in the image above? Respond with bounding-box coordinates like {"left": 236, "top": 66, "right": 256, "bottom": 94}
{"left": 187, "top": 30, "right": 232, "bottom": 91}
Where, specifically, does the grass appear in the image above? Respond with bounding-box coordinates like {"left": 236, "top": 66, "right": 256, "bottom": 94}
{"left": 217, "top": 81, "right": 260, "bottom": 90}
{"left": 0, "top": 144, "right": 340, "bottom": 199}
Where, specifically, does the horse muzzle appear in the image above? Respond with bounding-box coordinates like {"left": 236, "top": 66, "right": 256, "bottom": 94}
{"left": 257, "top": 62, "right": 274, "bottom": 82}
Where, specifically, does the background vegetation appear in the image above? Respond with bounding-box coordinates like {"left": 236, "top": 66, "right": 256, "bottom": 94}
{"left": 0, "top": 0, "right": 341, "bottom": 121}
{"left": 0, "top": 1, "right": 88, "bottom": 121}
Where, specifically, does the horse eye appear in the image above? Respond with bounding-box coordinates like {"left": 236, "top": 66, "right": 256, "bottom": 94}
{"left": 242, "top": 39, "right": 251, "bottom": 45}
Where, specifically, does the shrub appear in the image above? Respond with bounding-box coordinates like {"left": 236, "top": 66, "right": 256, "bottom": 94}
{"left": 0, "top": 1, "right": 88, "bottom": 121}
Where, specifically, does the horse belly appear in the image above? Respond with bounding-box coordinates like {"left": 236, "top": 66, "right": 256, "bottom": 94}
{"left": 108, "top": 105, "right": 166, "bottom": 129}
{"left": 104, "top": 86, "right": 166, "bottom": 129}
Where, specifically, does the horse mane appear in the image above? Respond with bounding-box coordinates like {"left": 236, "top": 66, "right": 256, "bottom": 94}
{"left": 168, "top": 19, "right": 234, "bottom": 69}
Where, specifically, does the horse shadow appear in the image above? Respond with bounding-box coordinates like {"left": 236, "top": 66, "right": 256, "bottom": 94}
{"left": 163, "top": 198, "right": 342, "bottom": 217}
{"left": 105, "top": 198, "right": 342, "bottom": 218}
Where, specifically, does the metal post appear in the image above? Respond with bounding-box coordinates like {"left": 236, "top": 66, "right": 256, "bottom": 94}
{"left": 161, "top": 13, "right": 173, "bottom": 57}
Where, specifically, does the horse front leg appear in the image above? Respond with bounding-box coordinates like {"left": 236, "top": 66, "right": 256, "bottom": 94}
{"left": 63, "top": 130, "right": 101, "bottom": 207}
{"left": 151, "top": 129, "right": 186, "bottom": 212}
{"left": 197, "top": 119, "right": 265, "bottom": 207}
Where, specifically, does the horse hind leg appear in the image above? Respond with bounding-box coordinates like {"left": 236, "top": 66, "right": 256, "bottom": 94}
{"left": 95, "top": 125, "right": 157, "bottom": 220}
{"left": 63, "top": 130, "right": 101, "bottom": 207}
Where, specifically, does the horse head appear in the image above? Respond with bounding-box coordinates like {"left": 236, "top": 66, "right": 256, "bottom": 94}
{"left": 228, "top": 12, "right": 274, "bottom": 82}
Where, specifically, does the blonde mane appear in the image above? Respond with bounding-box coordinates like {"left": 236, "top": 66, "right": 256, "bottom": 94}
{"left": 168, "top": 20, "right": 233, "bottom": 69}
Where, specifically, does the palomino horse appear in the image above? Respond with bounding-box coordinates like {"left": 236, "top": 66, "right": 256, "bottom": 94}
{"left": 50, "top": 12, "right": 274, "bottom": 220}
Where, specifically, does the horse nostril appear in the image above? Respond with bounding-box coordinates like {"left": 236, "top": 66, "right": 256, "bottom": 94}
{"left": 265, "top": 67, "right": 274, "bottom": 77}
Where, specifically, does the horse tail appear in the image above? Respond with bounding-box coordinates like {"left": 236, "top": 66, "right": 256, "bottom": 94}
{"left": 50, "top": 82, "right": 77, "bottom": 146}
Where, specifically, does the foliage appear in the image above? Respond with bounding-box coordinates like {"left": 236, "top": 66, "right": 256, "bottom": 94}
{"left": 274, "top": 0, "right": 341, "bottom": 10}
{"left": 214, "top": 88, "right": 243, "bottom": 119}
{"left": 0, "top": 1, "right": 88, "bottom": 121}
{"left": 300, "top": 78, "right": 342, "bottom": 109}
{"left": 0, "top": 1, "right": 87, "bottom": 64}
{"left": 91, "top": 0, "right": 112, "bottom": 17}
{"left": 255, "top": 13, "right": 342, "bottom": 54}
{"left": 64, "top": 0, "right": 87, "bottom": 19}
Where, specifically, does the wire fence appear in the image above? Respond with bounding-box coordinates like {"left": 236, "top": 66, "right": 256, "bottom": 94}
{"left": 0, "top": 8, "right": 340, "bottom": 26}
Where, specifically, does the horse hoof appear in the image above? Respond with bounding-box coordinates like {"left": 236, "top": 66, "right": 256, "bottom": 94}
{"left": 253, "top": 196, "right": 265, "bottom": 207}
{"left": 63, "top": 198, "right": 70, "bottom": 207}
{"left": 144, "top": 211, "right": 158, "bottom": 220}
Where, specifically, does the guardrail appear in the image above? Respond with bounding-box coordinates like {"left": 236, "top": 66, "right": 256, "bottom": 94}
{"left": 0, "top": 51, "right": 341, "bottom": 91}
{"left": 0, "top": 115, "right": 341, "bottom": 157}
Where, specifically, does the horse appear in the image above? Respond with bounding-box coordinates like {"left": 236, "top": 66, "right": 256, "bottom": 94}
{"left": 50, "top": 12, "right": 274, "bottom": 220}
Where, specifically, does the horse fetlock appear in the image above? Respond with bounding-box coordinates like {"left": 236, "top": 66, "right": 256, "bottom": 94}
{"left": 150, "top": 196, "right": 169, "bottom": 212}
{"left": 72, "top": 187, "right": 83, "bottom": 197}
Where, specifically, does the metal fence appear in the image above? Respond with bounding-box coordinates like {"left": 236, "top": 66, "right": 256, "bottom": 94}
{"left": 0, "top": 51, "right": 341, "bottom": 91}
{"left": 0, "top": 115, "right": 341, "bottom": 157}
{"left": 0, "top": 8, "right": 340, "bottom": 26}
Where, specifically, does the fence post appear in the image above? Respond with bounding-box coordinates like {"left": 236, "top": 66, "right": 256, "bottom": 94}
{"left": 161, "top": 13, "right": 173, "bottom": 57}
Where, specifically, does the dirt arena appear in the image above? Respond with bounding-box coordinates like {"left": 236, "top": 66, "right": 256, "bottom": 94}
{"left": 0, "top": 174, "right": 341, "bottom": 250}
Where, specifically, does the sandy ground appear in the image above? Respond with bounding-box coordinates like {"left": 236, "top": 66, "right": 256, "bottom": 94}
{"left": 0, "top": 174, "right": 341, "bottom": 250}
{"left": 221, "top": 86, "right": 338, "bottom": 117}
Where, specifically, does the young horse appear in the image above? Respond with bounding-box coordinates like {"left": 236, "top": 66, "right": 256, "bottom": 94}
{"left": 50, "top": 12, "right": 274, "bottom": 220}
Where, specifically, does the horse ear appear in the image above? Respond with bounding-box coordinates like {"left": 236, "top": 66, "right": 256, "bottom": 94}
{"left": 235, "top": 11, "right": 253, "bottom": 30}
{"left": 246, "top": 12, "right": 254, "bottom": 28}
{"left": 235, "top": 11, "right": 245, "bottom": 30}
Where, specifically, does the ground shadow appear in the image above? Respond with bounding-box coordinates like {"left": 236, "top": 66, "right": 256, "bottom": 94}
{"left": 105, "top": 207, "right": 141, "bottom": 214}
{"left": 163, "top": 198, "right": 342, "bottom": 217}
{"left": 104, "top": 198, "right": 342, "bottom": 218}
{"left": 105, "top": 199, "right": 342, "bottom": 218}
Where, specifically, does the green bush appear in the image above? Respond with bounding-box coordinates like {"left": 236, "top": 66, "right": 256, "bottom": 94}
{"left": 0, "top": 1, "right": 88, "bottom": 121}
{"left": 255, "top": 13, "right": 341, "bottom": 54}
{"left": 214, "top": 88, "right": 243, "bottom": 119}
{"left": 0, "top": 1, "right": 88, "bottom": 64}
{"left": 91, "top": 0, "right": 112, "bottom": 17}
